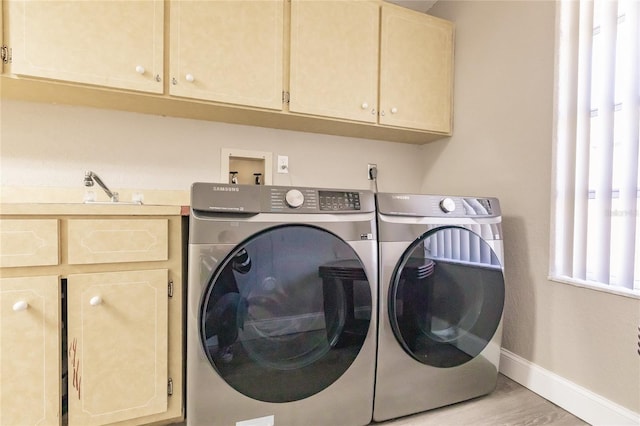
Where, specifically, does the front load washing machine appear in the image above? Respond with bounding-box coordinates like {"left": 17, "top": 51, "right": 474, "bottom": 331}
{"left": 373, "top": 193, "right": 505, "bottom": 421}
{"left": 187, "top": 183, "right": 377, "bottom": 426}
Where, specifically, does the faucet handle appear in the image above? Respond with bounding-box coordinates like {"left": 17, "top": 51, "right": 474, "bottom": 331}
{"left": 84, "top": 171, "right": 95, "bottom": 187}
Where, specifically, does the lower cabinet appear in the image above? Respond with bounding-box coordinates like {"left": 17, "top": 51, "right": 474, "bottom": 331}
{"left": 0, "top": 275, "right": 61, "bottom": 426}
{"left": 66, "top": 270, "right": 169, "bottom": 426}
{"left": 0, "top": 213, "right": 183, "bottom": 426}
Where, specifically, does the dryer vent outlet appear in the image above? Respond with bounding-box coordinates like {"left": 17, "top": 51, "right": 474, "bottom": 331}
{"left": 368, "top": 164, "right": 377, "bottom": 180}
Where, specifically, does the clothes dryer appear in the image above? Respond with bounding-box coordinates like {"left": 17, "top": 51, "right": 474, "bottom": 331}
{"left": 374, "top": 193, "right": 505, "bottom": 421}
{"left": 187, "top": 183, "right": 377, "bottom": 426}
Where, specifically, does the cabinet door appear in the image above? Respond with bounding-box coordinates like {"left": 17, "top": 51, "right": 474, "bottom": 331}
{"left": 0, "top": 275, "right": 60, "bottom": 426}
{"left": 0, "top": 219, "right": 59, "bottom": 268}
{"left": 379, "top": 5, "right": 453, "bottom": 133}
{"left": 6, "top": 0, "right": 164, "bottom": 93}
{"left": 67, "top": 270, "right": 168, "bottom": 426}
{"left": 170, "top": 0, "right": 284, "bottom": 110}
{"left": 289, "top": 0, "right": 379, "bottom": 123}
{"left": 67, "top": 219, "right": 168, "bottom": 265}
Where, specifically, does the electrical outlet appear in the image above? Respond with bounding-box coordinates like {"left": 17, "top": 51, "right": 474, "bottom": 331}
{"left": 277, "top": 155, "right": 289, "bottom": 174}
{"left": 367, "top": 163, "right": 377, "bottom": 180}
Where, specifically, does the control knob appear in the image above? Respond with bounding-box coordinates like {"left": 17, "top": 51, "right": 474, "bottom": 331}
{"left": 285, "top": 189, "right": 304, "bottom": 208}
{"left": 439, "top": 197, "right": 456, "bottom": 213}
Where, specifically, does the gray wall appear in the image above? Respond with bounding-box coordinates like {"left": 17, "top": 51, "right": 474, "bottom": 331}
{"left": 424, "top": 0, "right": 640, "bottom": 413}
{"left": 0, "top": 100, "right": 424, "bottom": 194}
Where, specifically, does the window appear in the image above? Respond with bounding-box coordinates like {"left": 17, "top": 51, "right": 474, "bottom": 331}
{"left": 551, "top": 0, "right": 640, "bottom": 296}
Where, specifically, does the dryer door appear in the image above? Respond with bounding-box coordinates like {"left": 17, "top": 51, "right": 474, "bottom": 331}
{"left": 389, "top": 226, "right": 505, "bottom": 368}
{"left": 200, "top": 224, "right": 372, "bottom": 402}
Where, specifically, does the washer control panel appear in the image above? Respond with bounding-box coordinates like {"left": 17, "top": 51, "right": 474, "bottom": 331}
{"left": 269, "top": 187, "right": 318, "bottom": 210}
{"left": 285, "top": 189, "right": 305, "bottom": 208}
{"left": 319, "top": 191, "right": 361, "bottom": 211}
{"left": 190, "top": 183, "right": 374, "bottom": 214}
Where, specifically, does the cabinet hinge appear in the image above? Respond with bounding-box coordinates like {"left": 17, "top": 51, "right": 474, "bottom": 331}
{"left": 282, "top": 91, "right": 290, "bottom": 104}
{"left": 1, "top": 46, "right": 11, "bottom": 64}
{"left": 168, "top": 280, "right": 173, "bottom": 298}
{"left": 167, "top": 378, "right": 173, "bottom": 396}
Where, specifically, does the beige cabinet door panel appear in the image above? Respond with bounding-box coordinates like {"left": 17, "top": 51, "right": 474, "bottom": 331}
{"left": 67, "top": 269, "right": 168, "bottom": 426}
{"left": 380, "top": 5, "right": 453, "bottom": 133}
{"left": 170, "top": 0, "right": 284, "bottom": 110}
{"left": 0, "top": 219, "right": 59, "bottom": 268}
{"left": 0, "top": 275, "right": 60, "bottom": 426}
{"left": 289, "top": 0, "right": 379, "bottom": 123}
{"left": 6, "top": 0, "right": 164, "bottom": 93}
{"left": 67, "top": 219, "right": 168, "bottom": 265}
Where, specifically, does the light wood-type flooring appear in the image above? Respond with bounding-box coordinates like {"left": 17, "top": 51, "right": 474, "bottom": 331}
{"left": 375, "top": 373, "right": 588, "bottom": 425}
{"left": 174, "top": 373, "right": 588, "bottom": 425}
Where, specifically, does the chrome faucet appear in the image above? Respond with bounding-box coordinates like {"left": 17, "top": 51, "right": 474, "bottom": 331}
{"left": 84, "top": 171, "right": 119, "bottom": 202}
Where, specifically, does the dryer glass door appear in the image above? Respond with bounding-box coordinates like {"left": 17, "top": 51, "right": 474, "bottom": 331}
{"left": 389, "top": 226, "right": 505, "bottom": 368}
{"left": 199, "top": 224, "right": 372, "bottom": 402}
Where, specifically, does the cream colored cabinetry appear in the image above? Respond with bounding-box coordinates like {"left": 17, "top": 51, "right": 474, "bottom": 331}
{"left": 0, "top": 0, "right": 453, "bottom": 143}
{"left": 0, "top": 275, "right": 61, "bottom": 426}
{"left": 67, "top": 270, "right": 168, "bottom": 426}
{"left": 289, "top": 0, "right": 380, "bottom": 123}
{"left": 4, "top": 0, "right": 164, "bottom": 93}
{"left": 0, "top": 220, "right": 61, "bottom": 426}
{"left": 0, "top": 212, "right": 184, "bottom": 426}
{"left": 169, "top": 0, "right": 284, "bottom": 110}
{"left": 0, "top": 219, "right": 59, "bottom": 268}
{"left": 289, "top": 1, "right": 453, "bottom": 133}
{"left": 379, "top": 4, "right": 454, "bottom": 133}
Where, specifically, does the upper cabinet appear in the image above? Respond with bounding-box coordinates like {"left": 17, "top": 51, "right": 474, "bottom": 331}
{"left": 169, "top": 0, "right": 284, "bottom": 110}
{"left": 1, "top": 0, "right": 454, "bottom": 143}
{"left": 289, "top": 1, "right": 453, "bottom": 134}
{"left": 5, "top": 0, "right": 164, "bottom": 93}
{"left": 379, "top": 4, "right": 454, "bottom": 133}
{"left": 289, "top": 0, "right": 380, "bottom": 123}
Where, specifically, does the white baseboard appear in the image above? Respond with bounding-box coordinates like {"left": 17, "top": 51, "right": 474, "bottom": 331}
{"left": 499, "top": 349, "right": 640, "bottom": 426}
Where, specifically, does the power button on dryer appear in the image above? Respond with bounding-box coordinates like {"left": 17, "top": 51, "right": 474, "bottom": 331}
{"left": 439, "top": 197, "right": 456, "bottom": 213}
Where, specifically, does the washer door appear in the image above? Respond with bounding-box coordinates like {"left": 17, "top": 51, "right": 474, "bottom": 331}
{"left": 389, "top": 226, "right": 505, "bottom": 368}
{"left": 200, "top": 224, "right": 372, "bottom": 402}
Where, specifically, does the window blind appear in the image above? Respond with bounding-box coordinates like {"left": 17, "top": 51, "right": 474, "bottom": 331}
{"left": 552, "top": 0, "right": 640, "bottom": 294}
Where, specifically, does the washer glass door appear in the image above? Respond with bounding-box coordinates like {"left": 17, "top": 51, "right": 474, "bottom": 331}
{"left": 200, "top": 224, "right": 372, "bottom": 402}
{"left": 389, "top": 226, "right": 505, "bottom": 368}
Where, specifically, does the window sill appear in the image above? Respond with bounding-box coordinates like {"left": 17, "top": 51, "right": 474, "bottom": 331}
{"left": 548, "top": 275, "right": 640, "bottom": 300}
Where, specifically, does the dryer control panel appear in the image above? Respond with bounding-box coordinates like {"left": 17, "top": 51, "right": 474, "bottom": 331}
{"left": 376, "top": 193, "right": 501, "bottom": 218}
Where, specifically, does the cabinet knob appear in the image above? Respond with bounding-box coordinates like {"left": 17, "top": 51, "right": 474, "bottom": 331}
{"left": 89, "top": 296, "right": 103, "bottom": 306}
{"left": 185, "top": 74, "right": 195, "bottom": 83}
{"left": 361, "top": 102, "right": 369, "bottom": 110}
{"left": 391, "top": 107, "right": 398, "bottom": 114}
{"left": 12, "top": 300, "right": 28, "bottom": 311}
{"left": 135, "top": 65, "right": 145, "bottom": 75}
